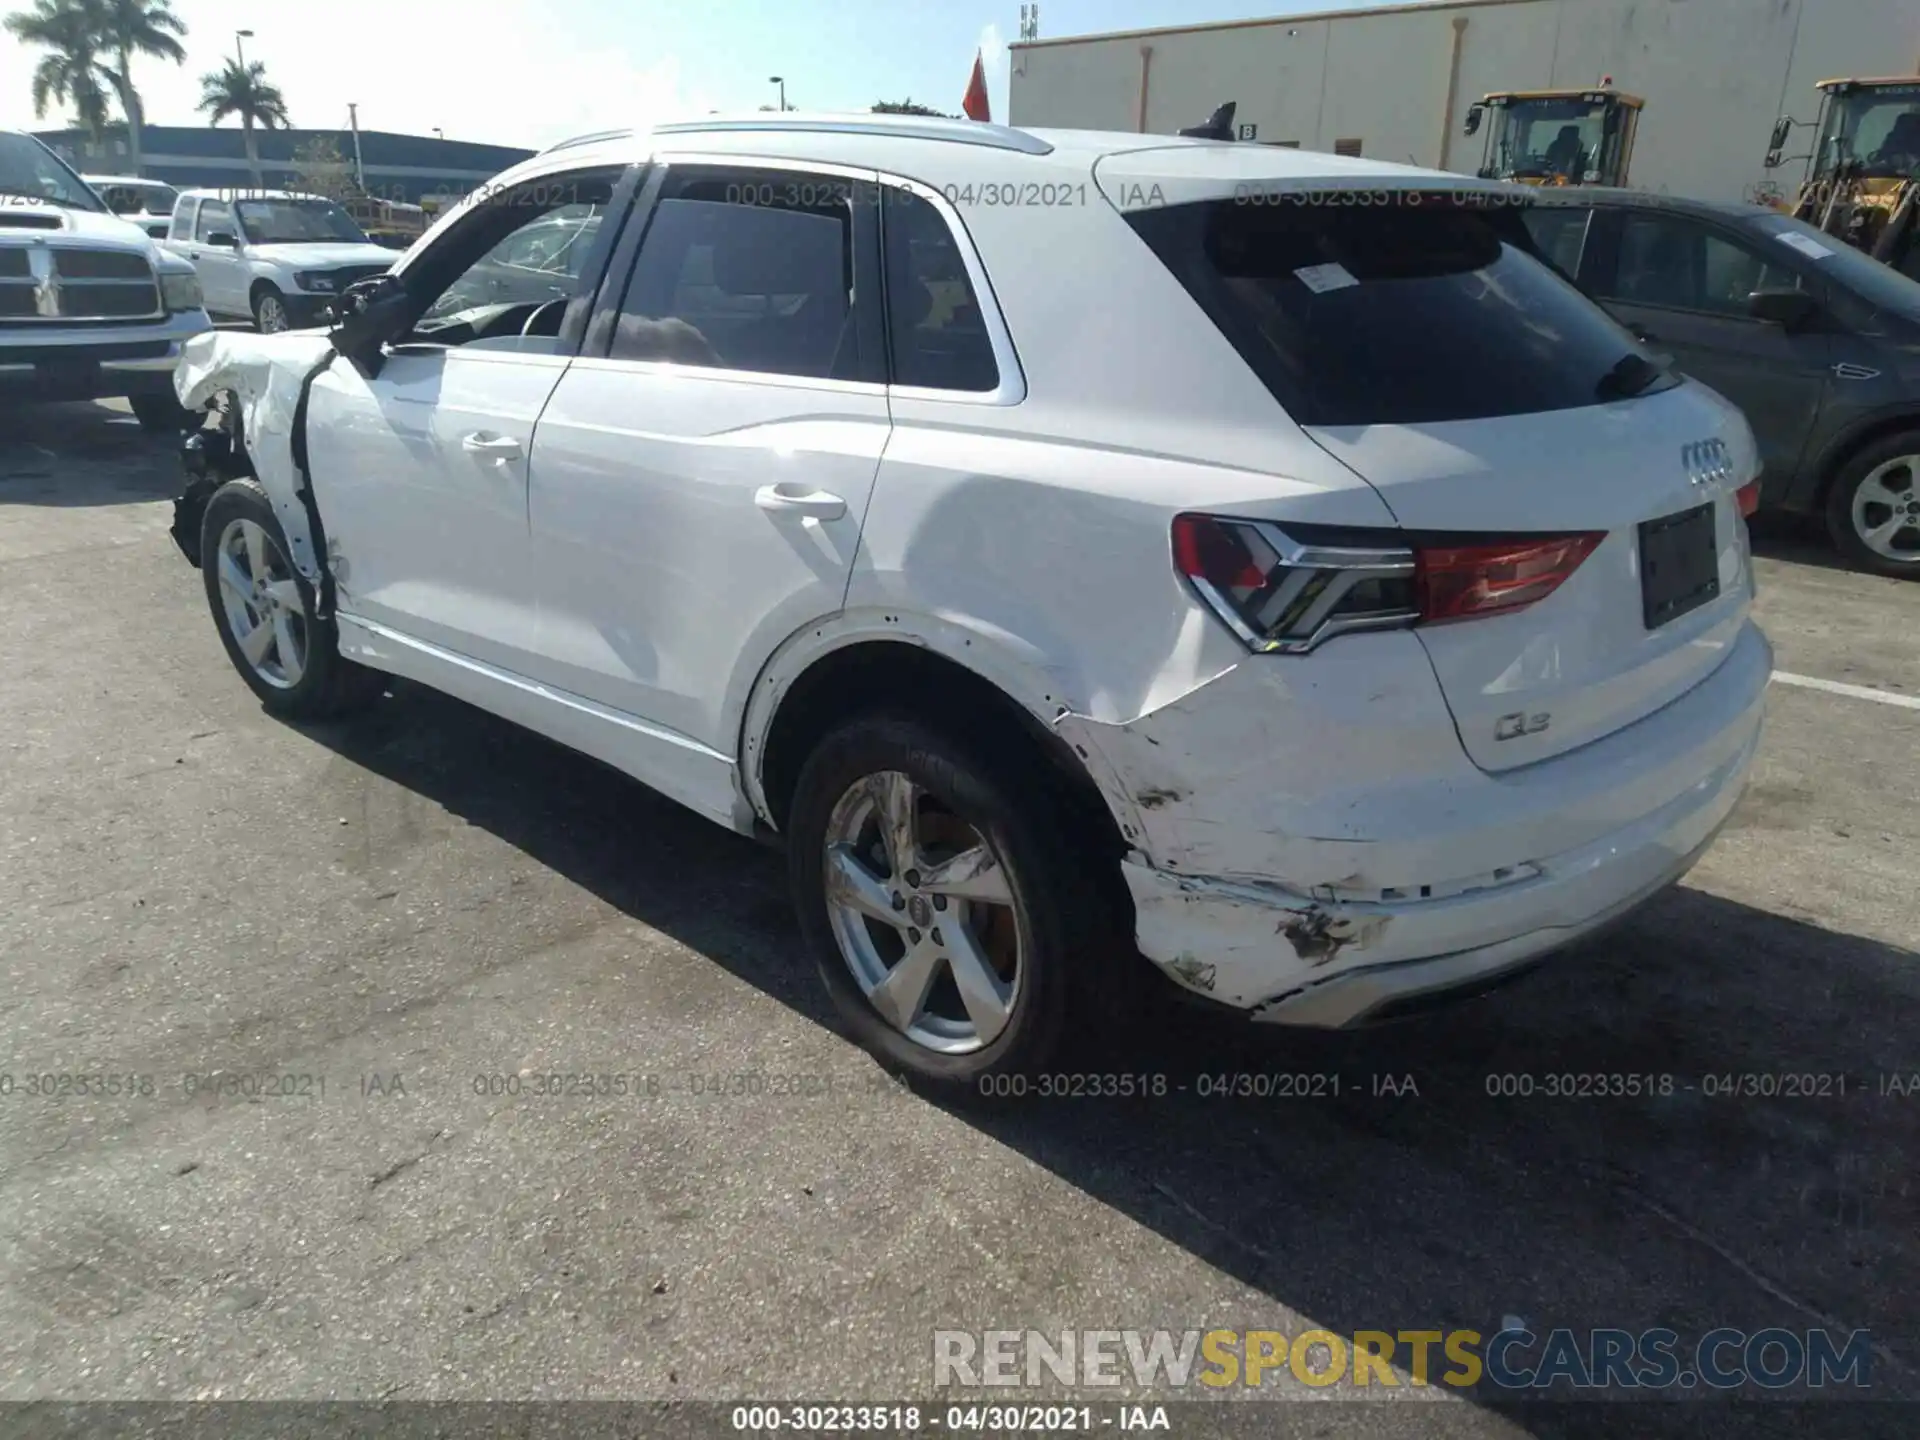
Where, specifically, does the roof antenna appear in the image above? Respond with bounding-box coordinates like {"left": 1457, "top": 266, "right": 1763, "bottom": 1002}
{"left": 1180, "top": 101, "right": 1237, "bottom": 141}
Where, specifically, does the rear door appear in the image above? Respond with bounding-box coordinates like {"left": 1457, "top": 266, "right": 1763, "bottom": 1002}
{"left": 1121, "top": 184, "right": 1755, "bottom": 775}
{"left": 1587, "top": 205, "right": 1831, "bottom": 497}
{"left": 526, "top": 160, "right": 890, "bottom": 762}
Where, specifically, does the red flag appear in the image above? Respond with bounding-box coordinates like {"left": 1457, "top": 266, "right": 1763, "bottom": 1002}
{"left": 962, "top": 50, "right": 991, "bottom": 122}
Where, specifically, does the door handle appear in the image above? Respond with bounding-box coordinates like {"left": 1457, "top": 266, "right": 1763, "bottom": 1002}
{"left": 461, "top": 432, "right": 524, "bottom": 460}
{"left": 754, "top": 483, "right": 846, "bottom": 520}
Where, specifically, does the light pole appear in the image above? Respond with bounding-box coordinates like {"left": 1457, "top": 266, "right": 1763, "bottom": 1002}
{"left": 433, "top": 128, "right": 445, "bottom": 141}
{"left": 769, "top": 76, "right": 787, "bottom": 112}
{"left": 234, "top": 28, "right": 253, "bottom": 68}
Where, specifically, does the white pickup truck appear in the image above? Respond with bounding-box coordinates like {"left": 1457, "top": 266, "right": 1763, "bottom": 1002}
{"left": 163, "top": 189, "right": 397, "bottom": 333}
{"left": 1, "top": 130, "right": 211, "bottom": 430}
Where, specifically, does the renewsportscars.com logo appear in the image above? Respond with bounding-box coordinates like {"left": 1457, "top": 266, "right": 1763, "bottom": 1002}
{"left": 932, "top": 1327, "right": 1874, "bottom": 1392}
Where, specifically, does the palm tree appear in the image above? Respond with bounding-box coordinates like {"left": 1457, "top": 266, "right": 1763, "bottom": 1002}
{"left": 197, "top": 58, "right": 289, "bottom": 189}
{"left": 94, "top": 0, "right": 187, "bottom": 177}
{"left": 5, "top": 0, "right": 114, "bottom": 145}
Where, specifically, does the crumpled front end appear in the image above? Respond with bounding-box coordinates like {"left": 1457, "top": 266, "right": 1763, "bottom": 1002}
{"left": 173, "top": 329, "right": 338, "bottom": 584}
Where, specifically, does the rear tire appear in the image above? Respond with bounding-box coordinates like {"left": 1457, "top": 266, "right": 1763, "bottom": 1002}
{"left": 1825, "top": 430, "right": 1920, "bottom": 579}
{"left": 198, "top": 478, "right": 384, "bottom": 719}
{"left": 788, "top": 714, "right": 1130, "bottom": 1089}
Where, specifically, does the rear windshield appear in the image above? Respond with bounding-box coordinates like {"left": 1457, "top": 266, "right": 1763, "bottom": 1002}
{"left": 1126, "top": 194, "right": 1664, "bottom": 427}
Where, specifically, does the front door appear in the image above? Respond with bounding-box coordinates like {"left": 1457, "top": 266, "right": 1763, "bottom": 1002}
{"left": 1591, "top": 208, "right": 1832, "bottom": 497}
{"left": 527, "top": 161, "right": 890, "bottom": 760}
{"left": 303, "top": 170, "right": 627, "bottom": 678}
{"left": 190, "top": 199, "right": 249, "bottom": 317}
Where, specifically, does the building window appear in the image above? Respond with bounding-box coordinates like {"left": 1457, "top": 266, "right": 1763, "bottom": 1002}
{"left": 1334, "top": 138, "right": 1363, "bottom": 157}
{"left": 1264, "top": 140, "right": 1301, "bottom": 149}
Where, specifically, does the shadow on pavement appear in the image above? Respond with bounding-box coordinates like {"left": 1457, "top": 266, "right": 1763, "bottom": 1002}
{"left": 301, "top": 678, "right": 1918, "bottom": 1439}
{"left": 0, "top": 401, "right": 191, "bottom": 508}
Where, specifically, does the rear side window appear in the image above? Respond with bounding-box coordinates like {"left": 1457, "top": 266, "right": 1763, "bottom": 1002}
{"left": 1126, "top": 196, "right": 1650, "bottom": 427}
{"left": 882, "top": 188, "right": 999, "bottom": 392}
{"left": 611, "top": 170, "right": 863, "bottom": 382}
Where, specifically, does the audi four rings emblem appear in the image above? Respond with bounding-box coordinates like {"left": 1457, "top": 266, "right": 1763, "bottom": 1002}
{"left": 1682, "top": 438, "right": 1734, "bottom": 487}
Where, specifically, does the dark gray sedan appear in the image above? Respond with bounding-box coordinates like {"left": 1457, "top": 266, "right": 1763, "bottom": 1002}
{"left": 1523, "top": 190, "right": 1920, "bottom": 578}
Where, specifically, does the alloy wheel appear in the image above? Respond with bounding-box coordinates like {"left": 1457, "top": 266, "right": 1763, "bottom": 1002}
{"left": 256, "top": 295, "right": 290, "bottom": 334}
{"left": 214, "top": 518, "right": 307, "bottom": 689}
{"left": 821, "top": 770, "right": 1023, "bottom": 1055}
{"left": 1851, "top": 454, "right": 1920, "bottom": 563}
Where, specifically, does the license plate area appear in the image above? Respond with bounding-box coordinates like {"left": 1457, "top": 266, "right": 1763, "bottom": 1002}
{"left": 1639, "top": 502, "right": 1719, "bottom": 630}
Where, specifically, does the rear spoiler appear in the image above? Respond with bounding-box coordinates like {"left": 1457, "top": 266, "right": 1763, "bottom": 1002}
{"left": 1179, "top": 102, "right": 1238, "bottom": 142}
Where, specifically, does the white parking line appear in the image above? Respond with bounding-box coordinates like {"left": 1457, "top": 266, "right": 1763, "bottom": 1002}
{"left": 1771, "top": 671, "right": 1920, "bottom": 710}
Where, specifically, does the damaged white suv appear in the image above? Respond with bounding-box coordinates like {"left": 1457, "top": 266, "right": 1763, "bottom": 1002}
{"left": 170, "top": 115, "right": 1770, "bottom": 1083}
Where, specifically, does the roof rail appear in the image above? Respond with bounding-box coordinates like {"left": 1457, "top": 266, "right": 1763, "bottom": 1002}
{"left": 541, "top": 127, "right": 636, "bottom": 155}
{"left": 651, "top": 114, "right": 1055, "bottom": 155}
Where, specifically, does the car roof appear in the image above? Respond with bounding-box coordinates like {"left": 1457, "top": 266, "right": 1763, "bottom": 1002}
{"left": 525, "top": 112, "right": 1510, "bottom": 202}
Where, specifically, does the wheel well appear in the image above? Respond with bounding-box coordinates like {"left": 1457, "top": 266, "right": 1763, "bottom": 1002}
{"left": 250, "top": 277, "right": 283, "bottom": 309}
{"left": 1815, "top": 414, "right": 1920, "bottom": 506}
{"left": 756, "top": 641, "right": 1125, "bottom": 857}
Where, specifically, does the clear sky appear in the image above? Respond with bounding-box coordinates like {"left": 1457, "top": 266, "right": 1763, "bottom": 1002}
{"left": 1, "top": 0, "right": 1395, "bottom": 150}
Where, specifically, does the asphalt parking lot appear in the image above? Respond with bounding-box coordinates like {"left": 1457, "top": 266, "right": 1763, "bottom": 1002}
{"left": 1, "top": 399, "right": 1916, "bottom": 1438}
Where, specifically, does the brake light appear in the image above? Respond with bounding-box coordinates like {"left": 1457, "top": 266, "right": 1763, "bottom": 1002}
{"left": 1735, "top": 480, "right": 1760, "bottom": 518}
{"left": 1172, "top": 514, "right": 1604, "bottom": 652}
{"left": 1415, "top": 533, "right": 1604, "bottom": 624}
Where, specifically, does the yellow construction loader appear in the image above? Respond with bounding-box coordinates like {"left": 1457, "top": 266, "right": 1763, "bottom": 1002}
{"left": 1463, "top": 87, "right": 1644, "bottom": 188}
{"left": 1766, "top": 77, "right": 1920, "bottom": 279}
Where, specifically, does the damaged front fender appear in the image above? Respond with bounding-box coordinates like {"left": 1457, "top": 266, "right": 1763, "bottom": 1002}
{"left": 174, "top": 329, "right": 340, "bottom": 588}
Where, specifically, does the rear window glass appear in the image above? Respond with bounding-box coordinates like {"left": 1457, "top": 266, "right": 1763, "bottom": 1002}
{"left": 1126, "top": 195, "right": 1658, "bottom": 427}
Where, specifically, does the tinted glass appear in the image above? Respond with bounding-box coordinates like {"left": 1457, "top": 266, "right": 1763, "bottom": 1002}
{"left": 612, "top": 176, "right": 859, "bottom": 380}
{"left": 195, "top": 201, "right": 234, "bottom": 242}
{"left": 1127, "top": 196, "right": 1655, "bottom": 427}
{"left": 883, "top": 189, "right": 998, "bottom": 392}
{"left": 1606, "top": 213, "right": 1803, "bottom": 315}
{"left": 1520, "top": 206, "right": 1592, "bottom": 280}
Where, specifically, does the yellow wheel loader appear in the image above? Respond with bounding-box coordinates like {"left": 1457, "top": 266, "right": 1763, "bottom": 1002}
{"left": 1767, "top": 78, "right": 1920, "bottom": 279}
{"left": 1464, "top": 87, "right": 1644, "bottom": 188}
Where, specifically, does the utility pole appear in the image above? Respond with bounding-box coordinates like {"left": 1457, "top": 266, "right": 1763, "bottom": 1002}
{"left": 347, "top": 103, "right": 366, "bottom": 190}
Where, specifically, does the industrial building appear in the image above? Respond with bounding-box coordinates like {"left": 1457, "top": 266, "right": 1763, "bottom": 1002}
{"left": 30, "top": 125, "right": 534, "bottom": 206}
{"left": 1008, "top": 0, "right": 1920, "bottom": 203}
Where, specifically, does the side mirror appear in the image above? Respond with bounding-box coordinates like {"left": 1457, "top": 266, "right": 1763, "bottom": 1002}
{"left": 1769, "top": 117, "right": 1792, "bottom": 153}
{"left": 1747, "top": 287, "right": 1818, "bottom": 330}
{"left": 329, "top": 273, "right": 409, "bottom": 376}
{"left": 1464, "top": 105, "right": 1483, "bottom": 137}
{"left": 205, "top": 231, "right": 237, "bottom": 248}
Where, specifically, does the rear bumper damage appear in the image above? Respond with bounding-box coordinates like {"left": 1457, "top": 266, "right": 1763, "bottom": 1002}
{"left": 1062, "top": 620, "right": 1772, "bottom": 1026}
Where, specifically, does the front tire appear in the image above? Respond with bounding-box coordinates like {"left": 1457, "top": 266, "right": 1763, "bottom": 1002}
{"left": 1825, "top": 431, "right": 1920, "bottom": 579}
{"left": 253, "top": 286, "right": 291, "bottom": 334}
{"left": 198, "top": 479, "right": 383, "bottom": 719}
{"left": 788, "top": 715, "right": 1126, "bottom": 1087}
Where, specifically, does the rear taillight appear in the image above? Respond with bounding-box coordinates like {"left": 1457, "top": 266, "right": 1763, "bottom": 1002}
{"left": 1172, "top": 514, "right": 1602, "bottom": 652}
{"left": 1735, "top": 480, "right": 1760, "bottom": 517}
{"left": 1415, "top": 533, "right": 1604, "bottom": 624}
